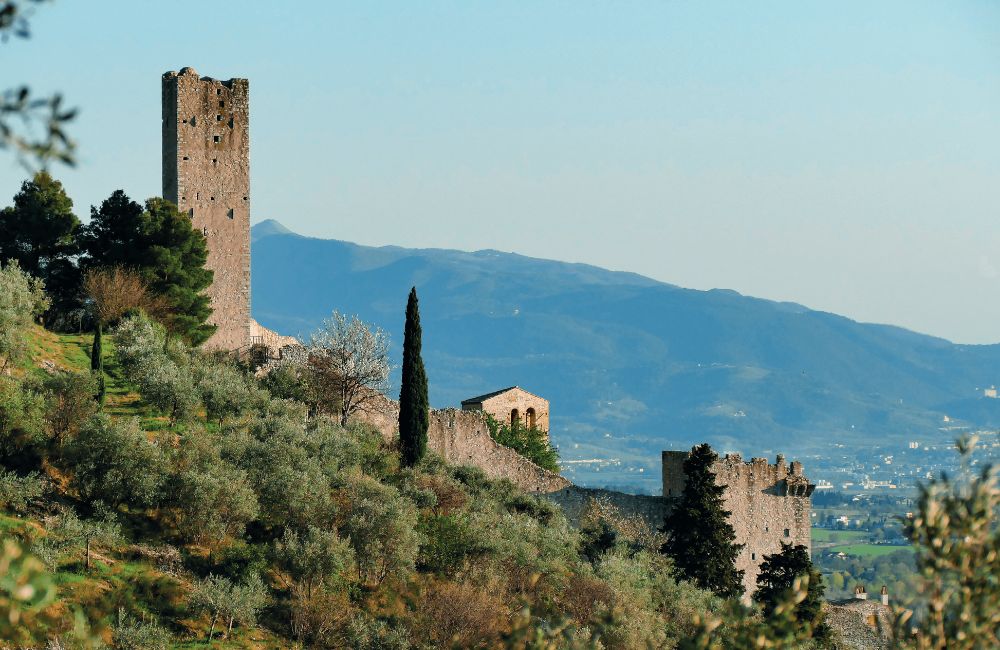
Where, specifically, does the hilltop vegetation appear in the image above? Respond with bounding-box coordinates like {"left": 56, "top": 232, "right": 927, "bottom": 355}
{"left": 4, "top": 265, "right": 1000, "bottom": 649}
{"left": 3, "top": 302, "right": 731, "bottom": 647}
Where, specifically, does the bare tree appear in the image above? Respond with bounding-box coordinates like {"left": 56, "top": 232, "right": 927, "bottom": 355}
{"left": 82, "top": 267, "right": 167, "bottom": 326}
{"left": 305, "top": 312, "right": 390, "bottom": 426}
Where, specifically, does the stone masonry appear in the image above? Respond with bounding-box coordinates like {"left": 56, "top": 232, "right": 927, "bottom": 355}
{"left": 162, "top": 67, "right": 252, "bottom": 350}
{"left": 663, "top": 451, "right": 815, "bottom": 595}
{"left": 176, "top": 68, "right": 815, "bottom": 599}
{"left": 461, "top": 386, "right": 550, "bottom": 438}
{"left": 355, "top": 392, "right": 569, "bottom": 493}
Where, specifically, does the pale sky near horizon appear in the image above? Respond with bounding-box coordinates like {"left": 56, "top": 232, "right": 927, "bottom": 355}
{"left": 2, "top": 2, "right": 999, "bottom": 343}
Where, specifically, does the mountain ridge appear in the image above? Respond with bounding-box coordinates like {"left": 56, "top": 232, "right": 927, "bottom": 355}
{"left": 250, "top": 220, "right": 1000, "bottom": 490}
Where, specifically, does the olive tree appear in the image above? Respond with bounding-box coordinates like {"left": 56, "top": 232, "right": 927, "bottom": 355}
{"left": 189, "top": 573, "right": 268, "bottom": 643}
{"left": 63, "top": 414, "right": 166, "bottom": 509}
{"left": 274, "top": 526, "right": 354, "bottom": 598}
{"left": 341, "top": 474, "right": 420, "bottom": 587}
{"left": 0, "top": 260, "right": 48, "bottom": 372}
{"left": 896, "top": 434, "right": 1000, "bottom": 649}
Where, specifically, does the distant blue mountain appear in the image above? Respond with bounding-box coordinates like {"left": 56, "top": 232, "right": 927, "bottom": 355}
{"left": 250, "top": 219, "right": 1000, "bottom": 491}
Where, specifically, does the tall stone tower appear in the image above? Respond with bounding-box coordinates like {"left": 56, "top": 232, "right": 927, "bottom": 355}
{"left": 161, "top": 67, "right": 251, "bottom": 350}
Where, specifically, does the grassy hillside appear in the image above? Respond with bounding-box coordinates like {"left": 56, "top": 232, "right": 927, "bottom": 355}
{"left": 3, "top": 328, "right": 278, "bottom": 648}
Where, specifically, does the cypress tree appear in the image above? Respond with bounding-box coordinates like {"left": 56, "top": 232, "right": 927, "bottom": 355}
{"left": 91, "top": 322, "right": 106, "bottom": 403}
{"left": 91, "top": 322, "right": 102, "bottom": 372}
{"left": 661, "top": 443, "right": 744, "bottom": 599}
{"left": 398, "top": 287, "right": 428, "bottom": 467}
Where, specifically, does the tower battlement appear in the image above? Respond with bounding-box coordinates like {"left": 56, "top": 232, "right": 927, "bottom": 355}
{"left": 662, "top": 450, "right": 815, "bottom": 595}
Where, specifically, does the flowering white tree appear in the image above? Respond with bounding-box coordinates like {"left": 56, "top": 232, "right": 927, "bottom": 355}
{"left": 305, "top": 311, "right": 390, "bottom": 426}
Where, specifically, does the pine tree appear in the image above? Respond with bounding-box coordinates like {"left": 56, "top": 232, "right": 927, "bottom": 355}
{"left": 398, "top": 287, "right": 428, "bottom": 467}
{"left": 141, "top": 198, "right": 215, "bottom": 345}
{"left": 79, "top": 193, "right": 214, "bottom": 344}
{"left": 754, "top": 542, "right": 829, "bottom": 640}
{"left": 661, "top": 443, "right": 744, "bottom": 599}
{"left": 78, "top": 189, "right": 147, "bottom": 273}
{"left": 0, "top": 171, "right": 81, "bottom": 313}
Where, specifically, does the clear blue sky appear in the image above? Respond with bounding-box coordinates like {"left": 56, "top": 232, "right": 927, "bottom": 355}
{"left": 2, "top": 1, "right": 999, "bottom": 342}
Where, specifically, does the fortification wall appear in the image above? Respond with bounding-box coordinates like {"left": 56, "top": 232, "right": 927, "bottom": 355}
{"left": 249, "top": 320, "right": 298, "bottom": 352}
{"left": 664, "top": 450, "right": 813, "bottom": 595}
{"left": 542, "top": 486, "right": 667, "bottom": 530}
{"left": 354, "top": 393, "right": 570, "bottom": 493}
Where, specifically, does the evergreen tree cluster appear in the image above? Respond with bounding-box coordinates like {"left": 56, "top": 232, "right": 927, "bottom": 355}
{"left": 0, "top": 174, "right": 214, "bottom": 345}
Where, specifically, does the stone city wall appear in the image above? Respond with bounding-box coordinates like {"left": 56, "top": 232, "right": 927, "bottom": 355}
{"left": 354, "top": 393, "right": 570, "bottom": 494}
{"left": 542, "top": 485, "right": 667, "bottom": 530}
{"left": 664, "top": 451, "right": 813, "bottom": 595}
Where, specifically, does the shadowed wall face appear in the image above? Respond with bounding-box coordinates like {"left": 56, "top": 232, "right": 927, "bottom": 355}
{"left": 162, "top": 67, "right": 251, "bottom": 350}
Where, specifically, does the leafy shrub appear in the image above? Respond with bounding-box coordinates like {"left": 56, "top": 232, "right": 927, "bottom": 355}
{"left": 195, "top": 359, "right": 255, "bottom": 425}
{"left": 559, "top": 571, "right": 615, "bottom": 627}
{"left": 275, "top": 525, "right": 354, "bottom": 597}
{"left": 189, "top": 573, "right": 268, "bottom": 643}
{"left": 416, "top": 470, "right": 468, "bottom": 515}
{"left": 259, "top": 362, "right": 309, "bottom": 403}
{"left": 138, "top": 357, "right": 199, "bottom": 424}
{"left": 0, "top": 469, "right": 47, "bottom": 513}
{"left": 37, "top": 507, "right": 122, "bottom": 572}
{"left": 63, "top": 414, "right": 166, "bottom": 509}
{"left": 0, "top": 375, "right": 45, "bottom": 454}
{"left": 113, "top": 314, "right": 198, "bottom": 423}
{"left": 895, "top": 434, "right": 1000, "bottom": 649}
{"left": 222, "top": 414, "right": 337, "bottom": 530}
{"left": 341, "top": 474, "right": 420, "bottom": 587}
{"left": 112, "top": 608, "right": 171, "bottom": 650}
{"left": 288, "top": 586, "right": 354, "bottom": 647}
{"left": 345, "top": 612, "right": 411, "bottom": 650}
{"left": 0, "top": 260, "right": 49, "bottom": 372}
{"left": 41, "top": 370, "right": 98, "bottom": 445}
{"left": 413, "top": 580, "right": 507, "bottom": 647}
{"left": 417, "top": 513, "right": 484, "bottom": 575}
{"left": 170, "top": 461, "right": 259, "bottom": 545}
{"left": 486, "top": 414, "right": 560, "bottom": 473}
{"left": 505, "top": 492, "right": 559, "bottom": 525}
{"left": 206, "top": 539, "right": 269, "bottom": 584}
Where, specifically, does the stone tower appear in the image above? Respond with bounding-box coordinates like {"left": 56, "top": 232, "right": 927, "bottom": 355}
{"left": 162, "top": 67, "right": 251, "bottom": 350}
{"left": 663, "top": 451, "right": 815, "bottom": 596}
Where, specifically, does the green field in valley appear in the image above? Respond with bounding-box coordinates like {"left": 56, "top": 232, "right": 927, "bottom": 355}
{"left": 834, "top": 543, "right": 914, "bottom": 557}
{"left": 811, "top": 529, "right": 869, "bottom": 543}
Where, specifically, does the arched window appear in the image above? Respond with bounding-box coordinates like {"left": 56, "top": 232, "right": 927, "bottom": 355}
{"left": 510, "top": 408, "right": 520, "bottom": 427}
{"left": 525, "top": 407, "right": 536, "bottom": 429}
